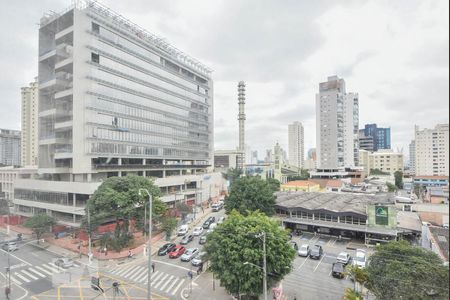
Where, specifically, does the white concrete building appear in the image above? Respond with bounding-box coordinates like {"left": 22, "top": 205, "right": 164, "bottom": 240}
{"left": 316, "top": 76, "right": 359, "bottom": 170}
{"left": 214, "top": 149, "right": 244, "bottom": 172}
{"left": 0, "top": 129, "right": 21, "bottom": 166}
{"left": 13, "top": 2, "right": 218, "bottom": 225}
{"left": 415, "top": 124, "right": 449, "bottom": 176}
{"left": 21, "top": 78, "right": 39, "bottom": 166}
{"left": 359, "top": 149, "right": 404, "bottom": 176}
{"left": 0, "top": 166, "right": 38, "bottom": 202}
{"left": 288, "top": 121, "right": 304, "bottom": 169}
{"left": 409, "top": 140, "right": 416, "bottom": 175}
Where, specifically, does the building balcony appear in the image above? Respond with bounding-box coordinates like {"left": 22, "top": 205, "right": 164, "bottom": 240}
{"left": 54, "top": 120, "right": 73, "bottom": 131}
{"left": 93, "top": 163, "right": 210, "bottom": 171}
{"left": 55, "top": 25, "right": 73, "bottom": 40}
{"left": 54, "top": 152, "right": 73, "bottom": 159}
{"left": 39, "top": 137, "right": 72, "bottom": 145}
{"left": 55, "top": 88, "right": 73, "bottom": 99}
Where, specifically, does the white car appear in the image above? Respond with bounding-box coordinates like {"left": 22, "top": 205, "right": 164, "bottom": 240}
{"left": 209, "top": 223, "right": 217, "bottom": 230}
{"left": 193, "top": 227, "right": 204, "bottom": 236}
{"left": 180, "top": 248, "right": 199, "bottom": 262}
{"left": 297, "top": 244, "right": 310, "bottom": 257}
{"left": 177, "top": 225, "right": 189, "bottom": 236}
{"left": 336, "top": 252, "right": 351, "bottom": 265}
{"left": 55, "top": 257, "right": 74, "bottom": 268}
{"left": 353, "top": 249, "right": 367, "bottom": 268}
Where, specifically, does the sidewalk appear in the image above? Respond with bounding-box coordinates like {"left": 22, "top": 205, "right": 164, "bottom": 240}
{"left": 182, "top": 270, "right": 232, "bottom": 300}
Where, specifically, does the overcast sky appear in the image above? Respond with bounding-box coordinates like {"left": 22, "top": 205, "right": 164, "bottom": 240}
{"left": 0, "top": 0, "right": 448, "bottom": 161}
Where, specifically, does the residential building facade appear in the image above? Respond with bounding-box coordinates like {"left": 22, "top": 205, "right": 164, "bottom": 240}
{"left": 21, "top": 78, "right": 39, "bottom": 166}
{"left": 368, "top": 150, "right": 404, "bottom": 175}
{"left": 288, "top": 121, "right": 304, "bottom": 169}
{"left": 415, "top": 124, "right": 449, "bottom": 176}
{"left": 316, "top": 76, "right": 359, "bottom": 170}
{"left": 0, "top": 129, "right": 21, "bottom": 166}
{"left": 13, "top": 2, "right": 217, "bottom": 225}
{"left": 409, "top": 140, "right": 416, "bottom": 175}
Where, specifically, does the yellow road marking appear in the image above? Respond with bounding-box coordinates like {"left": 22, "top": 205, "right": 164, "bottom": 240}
{"left": 78, "top": 279, "right": 84, "bottom": 300}
{"left": 57, "top": 287, "right": 60, "bottom": 300}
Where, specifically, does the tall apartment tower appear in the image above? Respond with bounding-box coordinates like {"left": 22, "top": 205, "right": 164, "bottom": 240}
{"left": 21, "top": 78, "right": 39, "bottom": 166}
{"left": 409, "top": 140, "right": 415, "bottom": 175}
{"left": 13, "top": 2, "right": 214, "bottom": 224}
{"left": 316, "top": 76, "right": 359, "bottom": 169}
{"left": 0, "top": 129, "right": 21, "bottom": 166}
{"left": 415, "top": 124, "right": 449, "bottom": 176}
{"left": 288, "top": 121, "right": 304, "bottom": 169}
{"left": 237, "top": 81, "right": 246, "bottom": 168}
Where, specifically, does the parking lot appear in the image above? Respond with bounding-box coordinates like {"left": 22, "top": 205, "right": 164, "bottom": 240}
{"left": 282, "top": 233, "right": 372, "bottom": 300}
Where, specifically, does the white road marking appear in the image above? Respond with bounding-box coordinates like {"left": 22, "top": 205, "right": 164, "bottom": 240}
{"left": 153, "top": 259, "right": 191, "bottom": 271}
{"left": 164, "top": 277, "right": 179, "bottom": 293}
{"left": 21, "top": 270, "right": 38, "bottom": 280}
{"left": 35, "top": 266, "right": 53, "bottom": 276}
{"left": 152, "top": 271, "right": 164, "bottom": 283}
{"left": 172, "top": 278, "right": 185, "bottom": 295}
{"left": 298, "top": 257, "right": 308, "bottom": 270}
{"left": 115, "top": 265, "right": 134, "bottom": 276}
{"left": 0, "top": 249, "right": 31, "bottom": 266}
{"left": 154, "top": 273, "right": 169, "bottom": 289}
{"left": 41, "top": 264, "right": 60, "bottom": 273}
{"left": 129, "top": 267, "right": 147, "bottom": 281}
{"left": 122, "top": 266, "right": 139, "bottom": 278}
{"left": 28, "top": 267, "right": 46, "bottom": 278}
{"left": 159, "top": 275, "right": 174, "bottom": 291}
{"left": 10, "top": 275, "right": 22, "bottom": 285}
{"left": 15, "top": 272, "right": 30, "bottom": 283}
{"left": 313, "top": 255, "right": 326, "bottom": 272}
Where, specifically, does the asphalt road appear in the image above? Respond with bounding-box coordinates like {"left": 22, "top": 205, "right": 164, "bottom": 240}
{"left": 100, "top": 208, "right": 227, "bottom": 299}
{"left": 0, "top": 233, "right": 89, "bottom": 299}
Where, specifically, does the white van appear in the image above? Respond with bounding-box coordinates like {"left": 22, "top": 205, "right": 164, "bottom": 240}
{"left": 212, "top": 202, "right": 223, "bottom": 212}
{"left": 177, "top": 225, "right": 189, "bottom": 236}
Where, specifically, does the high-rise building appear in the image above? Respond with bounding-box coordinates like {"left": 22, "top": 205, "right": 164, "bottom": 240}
{"left": 21, "top": 78, "right": 39, "bottom": 166}
{"left": 13, "top": 2, "right": 216, "bottom": 224}
{"left": 264, "top": 149, "right": 273, "bottom": 163}
{"left": 316, "top": 76, "right": 359, "bottom": 169}
{"left": 288, "top": 121, "right": 304, "bottom": 169}
{"left": 0, "top": 129, "right": 21, "bottom": 166}
{"left": 415, "top": 124, "right": 449, "bottom": 176}
{"left": 409, "top": 140, "right": 415, "bottom": 175}
{"left": 238, "top": 81, "right": 246, "bottom": 167}
{"left": 359, "top": 124, "right": 391, "bottom": 152}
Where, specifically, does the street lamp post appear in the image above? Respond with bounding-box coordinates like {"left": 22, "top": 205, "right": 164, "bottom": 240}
{"left": 139, "top": 188, "right": 153, "bottom": 300}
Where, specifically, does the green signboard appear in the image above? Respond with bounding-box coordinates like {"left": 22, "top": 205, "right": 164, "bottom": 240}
{"left": 375, "top": 206, "right": 389, "bottom": 225}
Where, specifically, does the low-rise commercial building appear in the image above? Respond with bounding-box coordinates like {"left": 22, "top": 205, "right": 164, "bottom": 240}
{"left": 281, "top": 181, "right": 320, "bottom": 192}
{"left": 214, "top": 149, "right": 244, "bottom": 172}
{"left": 413, "top": 176, "right": 449, "bottom": 187}
{"left": 275, "top": 191, "right": 421, "bottom": 244}
{"left": 421, "top": 225, "right": 449, "bottom": 265}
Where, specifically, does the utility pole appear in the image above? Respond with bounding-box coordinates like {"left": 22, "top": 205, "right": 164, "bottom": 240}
{"left": 139, "top": 189, "right": 153, "bottom": 300}
{"left": 87, "top": 207, "right": 92, "bottom": 264}
{"left": 262, "top": 232, "right": 267, "bottom": 300}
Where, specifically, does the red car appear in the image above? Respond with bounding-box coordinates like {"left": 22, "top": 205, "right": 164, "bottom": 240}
{"left": 169, "top": 245, "right": 186, "bottom": 258}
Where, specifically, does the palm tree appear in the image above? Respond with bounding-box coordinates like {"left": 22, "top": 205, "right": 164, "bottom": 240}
{"left": 345, "top": 265, "right": 369, "bottom": 294}
{"left": 343, "top": 288, "right": 362, "bottom": 300}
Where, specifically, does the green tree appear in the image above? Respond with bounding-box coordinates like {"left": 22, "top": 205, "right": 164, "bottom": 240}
{"left": 345, "top": 265, "right": 369, "bottom": 294}
{"left": 161, "top": 217, "right": 178, "bottom": 240}
{"left": 343, "top": 288, "right": 362, "bottom": 300}
{"left": 386, "top": 182, "right": 396, "bottom": 192}
{"left": 286, "top": 169, "right": 310, "bottom": 181}
{"left": 266, "top": 178, "right": 281, "bottom": 192}
{"left": 223, "top": 168, "right": 243, "bottom": 187}
{"left": 176, "top": 202, "right": 191, "bottom": 220}
{"left": 366, "top": 241, "right": 449, "bottom": 300}
{"left": 370, "top": 169, "right": 390, "bottom": 176}
{"left": 204, "top": 211, "right": 296, "bottom": 298}
{"left": 85, "top": 176, "right": 167, "bottom": 248}
{"left": 394, "top": 171, "right": 403, "bottom": 189}
{"left": 24, "top": 214, "right": 56, "bottom": 243}
{"left": 225, "top": 177, "right": 276, "bottom": 216}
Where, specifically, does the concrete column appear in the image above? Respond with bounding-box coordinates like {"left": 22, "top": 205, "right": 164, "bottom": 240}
{"left": 73, "top": 194, "right": 76, "bottom": 207}
{"left": 87, "top": 173, "right": 92, "bottom": 181}
{"left": 118, "top": 171, "right": 122, "bottom": 177}
{"left": 118, "top": 158, "right": 122, "bottom": 165}
{"left": 337, "top": 216, "right": 340, "bottom": 223}
{"left": 312, "top": 213, "right": 315, "bottom": 220}
{"left": 162, "top": 170, "right": 166, "bottom": 178}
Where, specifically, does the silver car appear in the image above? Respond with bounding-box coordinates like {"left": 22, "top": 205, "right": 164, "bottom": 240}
{"left": 55, "top": 257, "right": 74, "bottom": 268}
{"left": 191, "top": 251, "right": 207, "bottom": 266}
{"left": 298, "top": 244, "right": 310, "bottom": 257}
{"left": 2, "top": 242, "right": 18, "bottom": 252}
{"left": 336, "top": 252, "right": 351, "bottom": 265}
{"left": 180, "top": 248, "right": 199, "bottom": 262}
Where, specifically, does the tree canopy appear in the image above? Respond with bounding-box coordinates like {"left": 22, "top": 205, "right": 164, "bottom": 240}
{"left": 286, "top": 169, "right": 310, "bottom": 181}
{"left": 204, "top": 211, "right": 296, "bottom": 298}
{"left": 225, "top": 176, "right": 276, "bottom": 216}
{"left": 394, "top": 171, "right": 403, "bottom": 189}
{"left": 223, "top": 168, "right": 243, "bottom": 187}
{"left": 266, "top": 178, "right": 281, "bottom": 192}
{"left": 24, "top": 214, "right": 56, "bottom": 242}
{"left": 85, "top": 175, "right": 167, "bottom": 233}
{"left": 366, "top": 240, "right": 449, "bottom": 300}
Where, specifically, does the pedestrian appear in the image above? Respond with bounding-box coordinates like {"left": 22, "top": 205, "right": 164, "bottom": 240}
{"left": 152, "top": 262, "right": 155, "bottom": 273}
{"left": 128, "top": 250, "right": 132, "bottom": 259}
{"left": 201, "top": 206, "right": 204, "bottom": 214}
{"left": 104, "top": 246, "right": 108, "bottom": 256}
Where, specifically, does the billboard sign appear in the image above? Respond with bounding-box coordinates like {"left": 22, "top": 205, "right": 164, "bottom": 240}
{"left": 375, "top": 205, "right": 389, "bottom": 225}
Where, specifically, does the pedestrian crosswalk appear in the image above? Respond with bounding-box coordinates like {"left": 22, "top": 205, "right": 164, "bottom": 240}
{"left": 108, "top": 265, "right": 186, "bottom": 296}
{"left": 8, "top": 262, "right": 80, "bottom": 286}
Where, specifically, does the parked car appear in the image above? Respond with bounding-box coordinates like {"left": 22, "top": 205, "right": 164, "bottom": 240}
{"left": 180, "top": 248, "right": 199, "bottom": 262}
{"left": 193, "top": 227, "right": 204, "bottom": 236}
{"left": 55, "top": 257, "right": 74, "bottom": 268}
{"left": 177, "top": 225, "right": 189, "bottom": 236}
{"left": 192, "top": 251, "right": 207, "bottom": 266}
{"left": 180, "top": 234, "right": 194, "bottom": 245}
{"left": 336, "top": 252, "right": 351, "bottom": 265}
{"left": 2, "top": 242, "right": 18, "bottom": 252}
{"left": 211, "top": 202, "right": 223, "bottom": 212}
{"left": 209, "top": 223, "right": 217, "bottom": 230}
{"left": 353, "top": 249, "right": 367, "bottom": 268}
{"left": 331, "top": 262, "right": 345, "bottom": 279}
{"left": 217, "top": 216, "right": 226, "bottom": 224}
{"left": 199, "top": 235, "right": 207, "bottom": 245}
{"left": 298, "top": 244, "right": 310, "bottom": 257}
{"left": 169, "top": 245, "right": 186, "bottom": 258}
{"left": 203, "top": 217, "right": 215, "bottom": 229}
{"left": 291, "top": 241, "right": 298, "bottom": 251}
{"left": 309, "top": 245, "right": 323, "bottom": 260}
{"left": 158, "top": 243, "right": 176, "bottom": 256}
